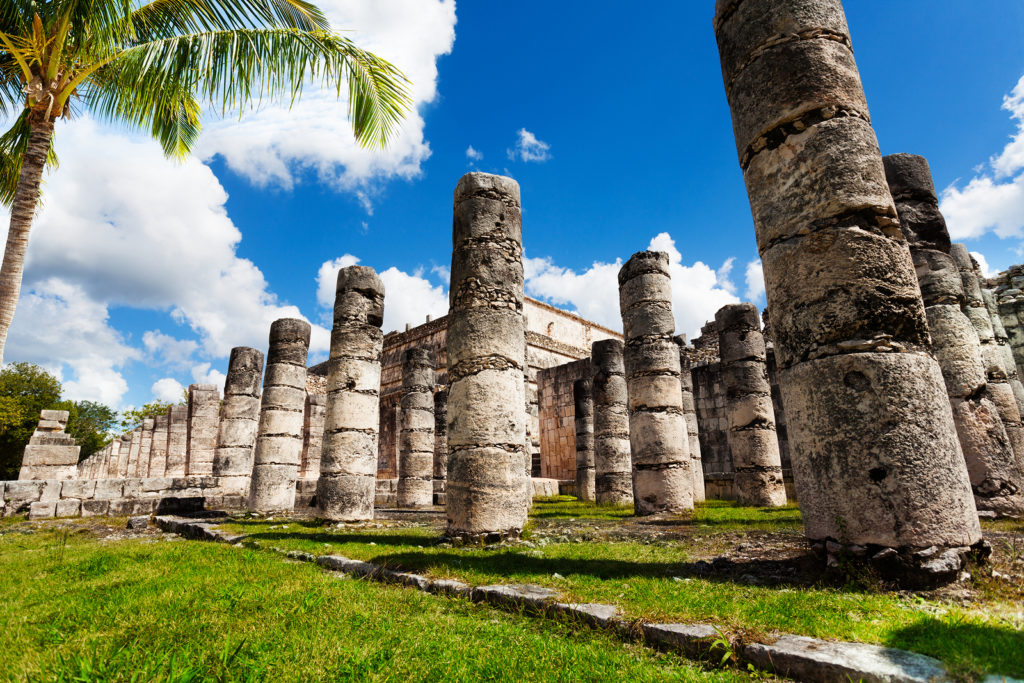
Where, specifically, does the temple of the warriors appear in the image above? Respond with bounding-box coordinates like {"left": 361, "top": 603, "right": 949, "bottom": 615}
{"left": 5, "top": 0, "right": 1024, "bottom": 589}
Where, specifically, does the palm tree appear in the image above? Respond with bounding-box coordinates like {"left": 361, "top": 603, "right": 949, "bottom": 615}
{"left": 0, "top": 0, "right": 411, "bottom": 364}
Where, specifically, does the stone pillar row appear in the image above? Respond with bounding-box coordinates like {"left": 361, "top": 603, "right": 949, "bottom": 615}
{"left": 591, "top": 340, "right": 634, "bottom": 506}
{"left": 248, "top": 319, "right": 311, "bottom": 513}
{"left": 618, "top": 250, "right": 692, "bottom": 515}
{"left": 573, "top": 378, "right": 595, "bottom": 501}
{"left": 715, "top": 304, "right": 787, "bottom": 507}
{"left": 445, "top": 173, "right": 529, "bottom": 542}
{"left": 884, "top": 154, "right": 1023, "bottom": 517}
{"left": 398, "top": 348, "right": 435, "bottom": 508}
{"left": 214, "top": 347, "right": 265, "bottom": 495}
{"left": 714, "top": 0, "right": 980, "bottom": 585}
{"left": 316, "top": 266, "right": 385, "bottom": 522}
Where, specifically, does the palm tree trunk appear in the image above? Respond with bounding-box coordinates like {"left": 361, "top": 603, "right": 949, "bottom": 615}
{"left": 0, "top": 117, "right": 54, "bottom": 365}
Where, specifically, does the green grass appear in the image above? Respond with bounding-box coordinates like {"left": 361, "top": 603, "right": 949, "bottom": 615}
{"left": 217, "top": 499, "right": 1024, "bottom": 680}
{"left": 0, "top": 520, "right": 752, "bottom": 682}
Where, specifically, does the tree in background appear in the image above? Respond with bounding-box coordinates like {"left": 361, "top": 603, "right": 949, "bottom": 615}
{"left": 0, "top": 0, "right": 412, "bottom": 363}
{"left": 117, "top": 399, "right": 182, "bottom": 432}
{"left": 0, "top": 362, "right": 116, "bottom": 478}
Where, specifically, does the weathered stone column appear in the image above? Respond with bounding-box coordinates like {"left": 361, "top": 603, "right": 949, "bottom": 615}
{"left": 714, "top": 0, "right": 980, "bottom": 582}
{"left": 316, "top": 266, "right": 385, "bottom": 521}
{"left": 952, "top": 245, "right": 1024, "bottom": 463}
{"left": 591, "top": 339, "right": 633, "bottom": 505}
{"left": 618, "top": 251, "right": 692, "bottom": 514}
{"left": 884, "top": 155, "right": 1023, "bottom": 516}
{"left": 573, "top": 378, "right": 596, "bottom": 501}
{"left": 136, "top": 418, "right": 154, "bottom": 477}
{"left": 715, "top": 304, "right": 787, "bottom": 507}
{"left": 248, "top": 318, "right": 310, "bottom": 513}
{"left": 147, "top": 413, "right": 170, "bottom": 478}
{"left": 397, "top": 348, "right": 436, "bottom": 508}
{"left": 123, "top": 427, "right": 141, "bottom": 477}
{"left": 18, "top": 410, "right": 80, "bottom": 480}
{"left": 676, "top": 337, "right": 706, "bottom": 502}
{"left": 107, "top": 438, "right": 124, "bottom": 478}
{"left": 433, "top": 387, "right": 448, "bottom": 505}
{"left": 445, "top": 173, "right": 529, "bottom": 541}
{"left": 165, "top": 405, "right": 188, "bottom": 477}
{"left": 185, "top": 384, "right": 220, "bottom": 476}
{"left": 213, "top": 347, "right": 264, "bottom": 495}
{"left": 984, "top": 287, "right": 1024, "bottom": 420}
{"left": 300, "top": 393, "right": 325, "bottom": 480}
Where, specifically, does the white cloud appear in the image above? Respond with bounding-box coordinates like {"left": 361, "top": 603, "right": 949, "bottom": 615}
{"left": 191, "top": 363, "right": 227, "bottom": 389}
{"left": 465, "top": 145, "right": 483, "bottom": 161}
{"left": 198, "top": 0, "right": 457, "bottom": 200}
{"left": 970, "top": 251, "right": 997, "bottom": 279}
{"left": 507, "top": 128, "right": 551, "bottom": 163}
{"left": 315, "top": 257, "right": 449, "bottom": 335}
{"left": 941, "top": 75, "right": 1024, "bottom": 242}
{"left": 152, "top": 378, "right": 185, "bottom": 402}
{"left": 5, "top": 278, "right": 139, "bottom": 406}
{"left": 143, "top": 331, "right": 199, "bottom": 370}
{"left": 715, "top": 256, "right": 737, "bottom": 294}
{"left": 316, "top": 254, "right": 362, "bottom": 308}
{"left": 525, "top": 233, "right": 740, "bottom": 339}
{"left": 744, "top": 259, "right": 765, "bottom": 302}
{"left": 431, "top": 264, "right": 450, "bottom": 285}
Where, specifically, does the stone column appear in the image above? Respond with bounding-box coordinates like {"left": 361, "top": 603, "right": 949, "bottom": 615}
{"left": 164, "top": 405, "right": 188, "bottom": 477}
{"left": 715, "top": 304, "right": 787, "bottom": 507}
{"left": 591, "top": 339, "right": 633, "bottom": 505}
{"left": 123, "top": 427, "right": 141, "bottom": 478}
{"left": 136, "top": 418, "right": 154, "bottom": 477}
{"left": 300, "top": 393, "right": 326, "bottom": 480}
{"left": 248, "top": 318, "right": 310, "bottom": 513}
{"left": 213, "top": 346, "right": 264, "bottom": 496}
{"left": 618, "top": 251, "right": 692, "bottom": 514}
{"left": 107, "top": 438, "right": 123, "bottom": 478}
{"left": 316, "top": 266, "right": 385, "bottom": 521}
{"left": 984, "top": 287, "right": 1024, "bottom": 419}
{"left": 19, "top": 410, "right": 81, "bottom": 480}
{"left": 398, "top": 348, "right": 436, "bottom": 508}
{"left": 952, "top": 245, "right": 1024, "bottom": 464}
{"left": 676, "top": 337, "right": 706, "bottom": 502}
{"left": 147, "top": 413, "right": 170, "bottom": 478}
{"left": 884, "top": 155, "right": 1023, "bottom": 516}
{"left": 433, "top": 387, "right": 448, "bottom": 505}
{"left": 714, "top": 0, "right": 980, "bottom": 583}
{"left": 445, "top": 173, "right": 529, "bottom": 541}
{"left": 185, "top": 384, "right": 220, "bottom": 476}
{"left": 573, "top": 378, "right": 596, "bottom": 501}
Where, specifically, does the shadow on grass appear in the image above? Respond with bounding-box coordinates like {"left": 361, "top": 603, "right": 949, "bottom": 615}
{"left": 238, "top": 531, "right": 438, "bottom": 548}
{"left": 364, "top": 548, "right": 820, "bottom": 589}
{"left": 884, "top": 619, "right": 1024, "bottom": 680}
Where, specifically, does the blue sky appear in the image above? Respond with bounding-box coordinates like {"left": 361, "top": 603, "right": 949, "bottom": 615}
{"left": 6, "top": 1, "right": 1024, "bottom": 410}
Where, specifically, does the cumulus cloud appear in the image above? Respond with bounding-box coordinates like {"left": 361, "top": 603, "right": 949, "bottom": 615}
{"left": 198, "top": 0, "right": 457, "bottom": 200}
{"left": 143, "top": 331, "right": 199, "bottom": 370}
{"left": 315, "top": 256, "right": 449, "bottom": 334}
{"left": 5, "top": 278, "right": 139, "bottom": 406}
{"left": 465, "top": 145, "right": 483, "bottom": 161}
{"left": 507, "top": 128, "right": 551, "bottom": 163}
{"left": 970, "top": 251, "right": 996, "bottom": 279}
{"left": 152, "top": 378, "right": 185, "bottom": 402}
{"left": 744, "top": 259, "right": 765, "bottom": 302}
{"left": 525, "top": 233, "right": 740, "bottom": 339}
{"left": 191, "top": 363, "right": 227, "bottom": 389}
{"left": 941, "top": 75, "right": 1024, "bottom": 242}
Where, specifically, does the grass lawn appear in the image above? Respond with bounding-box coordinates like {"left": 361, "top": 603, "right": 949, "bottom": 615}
{"left": 0, "top": 518, "right": 753, "bottom": 682}
{"left": 217, "top": 498, "right": 1024, "bottom": 680}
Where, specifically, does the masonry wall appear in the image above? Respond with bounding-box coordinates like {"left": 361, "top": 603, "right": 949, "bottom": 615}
{"left": 537, "top": 358, "right": 592, "bottom": 481}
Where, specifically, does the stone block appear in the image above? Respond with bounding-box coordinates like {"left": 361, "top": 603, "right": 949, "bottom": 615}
{"left": 93, "top": 479, "right": 123, "bottom": 500}
{"left": 55, "top": 499, "right": 82, "bottom": 518}
{"left": 81, "top": 499, "right": 110, "bottom": 517}
{"left": 4, "top": 481, "right": 42, "bottom": 502}
{"left": 29, "top": 501, "right": 56, "bottom": 519}
{"left": 60, "top": 480, "right": 97, "bottom": 499}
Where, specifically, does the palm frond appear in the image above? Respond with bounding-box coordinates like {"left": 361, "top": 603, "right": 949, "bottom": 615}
{"left": 128, "top": 0, "right": 329, "bottom": 43}
{"left": 85, "top": 28, "right": 410, "bottom": 150}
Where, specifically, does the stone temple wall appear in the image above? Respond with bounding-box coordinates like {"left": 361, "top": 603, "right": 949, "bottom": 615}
{"left": 537, "top": 358, "right": 592, "bottom": 481}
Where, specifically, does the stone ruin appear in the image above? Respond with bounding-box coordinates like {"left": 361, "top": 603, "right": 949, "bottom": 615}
{"left": 7, "top": 0, "right": 1024, "bottom": 588}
